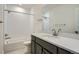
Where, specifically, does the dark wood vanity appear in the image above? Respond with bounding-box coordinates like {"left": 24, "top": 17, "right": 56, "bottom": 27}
{"left": 31, "top": 35, "right": 73, "bottom": 54}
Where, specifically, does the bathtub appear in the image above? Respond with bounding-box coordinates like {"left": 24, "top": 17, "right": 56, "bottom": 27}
{"left": 4, "top": 37, "right": 28, "bottom": 53}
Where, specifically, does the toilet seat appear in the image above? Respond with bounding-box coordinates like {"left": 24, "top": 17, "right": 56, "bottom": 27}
{"left": 24, "top": 41, "right": 31, "bottom": 46}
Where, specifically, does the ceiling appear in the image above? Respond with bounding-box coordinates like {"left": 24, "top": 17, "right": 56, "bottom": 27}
{"left": 6, "top": 4, "right": 59, "bottom": 9}
{"left": 6, "top": 4, "right": 60, "bottom": 13}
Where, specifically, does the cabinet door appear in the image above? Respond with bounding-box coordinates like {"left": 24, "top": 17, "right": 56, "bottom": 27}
{"left": 36, "top": 38, "right": 57, "bottom": 54}
{"left": 58, "top": 48, "right": 72, "bottom": 54}
{"left": 36, "top": 44, "right": 42, "bottom": 54}
{"left": 42, "top": 49, "right": 51, "bottom": 54}
{"left": 31, "top": 41, "right": 36, "bottom": 54}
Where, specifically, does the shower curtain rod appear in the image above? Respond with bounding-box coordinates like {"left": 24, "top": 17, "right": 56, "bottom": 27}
{"left": 4, "top": 10, "right": 33, "bottom": 15}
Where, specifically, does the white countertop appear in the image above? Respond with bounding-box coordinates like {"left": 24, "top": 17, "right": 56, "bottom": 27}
{"left": 32, "top": 33, "right": 79, "bottom": 54}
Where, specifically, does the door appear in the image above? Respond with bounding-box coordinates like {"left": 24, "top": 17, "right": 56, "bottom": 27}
{"left": 0, "top": 5, "right": 4, "bottom": 53}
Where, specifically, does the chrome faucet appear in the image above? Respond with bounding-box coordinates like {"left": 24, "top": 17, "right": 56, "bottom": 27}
{"left": 52, "top": 28, "right": 61, "bottom": 36}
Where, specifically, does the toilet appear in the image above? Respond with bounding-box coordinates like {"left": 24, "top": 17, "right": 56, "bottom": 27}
{"left": 24, "top": 40, "right": 31, "bottom": 46}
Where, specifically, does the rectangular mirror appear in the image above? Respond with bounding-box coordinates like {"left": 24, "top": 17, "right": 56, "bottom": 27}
{"left": 42, "top": 4, "right": 79, "bottom": 34}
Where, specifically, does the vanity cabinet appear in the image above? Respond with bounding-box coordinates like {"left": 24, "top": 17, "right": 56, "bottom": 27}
{"left": 36, "top": 37, "right": 57, "bottom": 54}
{"left": 31, "top": 35, "right": 73, "bottom": 54}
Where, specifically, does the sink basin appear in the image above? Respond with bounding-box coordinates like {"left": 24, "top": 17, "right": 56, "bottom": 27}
{"left": 42, "top": 34, "right": 60, "bottom": 39}
{"left": 42, "top": 34, "right": 54, "bottom": 37}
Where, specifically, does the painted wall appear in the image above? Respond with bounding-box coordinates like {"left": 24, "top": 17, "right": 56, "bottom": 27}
{"left": 33, "top": 5, "right": 45, "bottom": 33}
{"left": 42, "top": 12, "right": 50, "bottom": 33}
{"left": 0, "top": 5, "right": 4, "bottom": 53}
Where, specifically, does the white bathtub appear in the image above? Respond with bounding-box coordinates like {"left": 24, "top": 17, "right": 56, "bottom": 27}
{"left": 5, "top": 37, "right": 27, "bottom": 44}
{"left": 4, "top": 37, "right": 27, "bottom": 53}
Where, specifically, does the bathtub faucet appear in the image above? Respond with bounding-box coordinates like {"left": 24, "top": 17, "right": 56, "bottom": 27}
{"left": 5, "top": 34, "right": 11, "bottom": 39}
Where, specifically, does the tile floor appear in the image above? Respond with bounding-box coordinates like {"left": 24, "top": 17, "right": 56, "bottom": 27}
{"left": 5, "top": 45, "right": 31, "bottom": 54}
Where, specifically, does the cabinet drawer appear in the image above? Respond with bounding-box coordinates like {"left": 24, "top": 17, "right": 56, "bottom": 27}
{"left": 36, "top": 38, "right": 57, "bottom": 54}
{"left": 58, "top": 48, "right": 72, "bottom": 54}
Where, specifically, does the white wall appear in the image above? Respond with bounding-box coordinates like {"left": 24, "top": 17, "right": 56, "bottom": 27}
{"left": 33, "top": 5, "right": 45, "bottom": 33}
{"left": 42, "top": 12, "right": 50, "bottom": 33}
{"left": 5, "top": 5, "right": 30, "bottom": 14}
{"left": 4, "top": 5, "right": 32, "bottom": 40}
{"left": 75, "top": 8, "right": 79, "bottom": 32}
{"left": 49, "top": 4, "right": 79, "bottom": 33}
{"left": 0, "top": 5, "right": 4, "bottom": 53}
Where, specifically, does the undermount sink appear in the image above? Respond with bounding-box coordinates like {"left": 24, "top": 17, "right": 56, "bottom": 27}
{"left": 42, "top": 34, "right": 60, "bottom": 39}
{"left": 42, "top": 34, "right": 54, "bottom": 37}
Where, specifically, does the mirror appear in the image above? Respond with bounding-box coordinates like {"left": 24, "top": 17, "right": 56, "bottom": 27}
{"left": 42, "top": 4, "right": 79, "bottom": 34}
